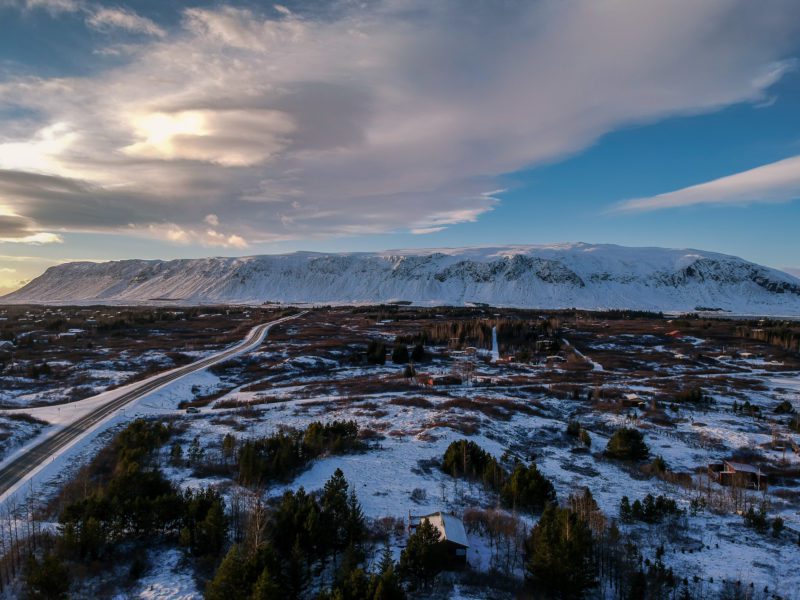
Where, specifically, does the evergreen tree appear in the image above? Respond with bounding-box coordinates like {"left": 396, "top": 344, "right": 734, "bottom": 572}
{"left": 398, "top": 519, "right": 444, "bottom": 589}
{"left": 366, "top": 340, "right": 387, "bottom": 365}
{"left": 500, "top": 462, "right": 556, "bottom": 513}
{"left": 619, "top": 496, "right": 632, "bottom": 523}
{"left": 251, "top": 565, "right": 282, "bottom": 600}
{"left": 374, "top": 545, "right": 406, "bottom": 600}
{"left": 373, "top": 567, "right": 406, "bottom": 600}
{"left": 346, "top": 489, "right": 366, "bottom": 547}
{"left": 321, "top": 468, "right": 352, "bottom": 560}
{"left": 410, "top": 343, "right": 426, "bottom": 362}
{"left": 605, "top": 428, "right": 649, "bottom": 461}
{"left": 197, "top": 498, "right": 228, "bottom": 557}
{"left": 391, "top": 344, "right": 409, "bottom": 364}
{"left": 525, "top": 504, "right": 597, "bottom": 599}
{"left": 206, "top": 544, "right": 250, "bottom": 600}
{"left": 288, "top": 536, "right": 308, "bottom": 597}
{"left": 24, "top": 552, "right": 70, "bottom": 600}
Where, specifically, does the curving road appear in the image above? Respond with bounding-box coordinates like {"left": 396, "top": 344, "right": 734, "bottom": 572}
{"left": 0, "top": 312, "right": 302, "bottom": 500}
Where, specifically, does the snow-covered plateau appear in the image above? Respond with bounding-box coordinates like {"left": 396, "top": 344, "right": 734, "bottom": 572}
{"left": 4, "top": 243, "right": 800, "bottom": 314}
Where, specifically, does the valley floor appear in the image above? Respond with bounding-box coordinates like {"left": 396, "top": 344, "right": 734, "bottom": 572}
{"left": 1, "top": 306, "right": 799, "bottom": 598}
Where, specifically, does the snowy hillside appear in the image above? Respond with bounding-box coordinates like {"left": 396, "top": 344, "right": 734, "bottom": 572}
{"left": 4, "top": 243, "right": 800, "bottom": 314}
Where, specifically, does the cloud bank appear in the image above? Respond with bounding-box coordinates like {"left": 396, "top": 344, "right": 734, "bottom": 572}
{"left": 0, "top": 0, "right": 798, "bottom": 247}
{"left": 617, "top": 155, "right": 800, "bottom": 212}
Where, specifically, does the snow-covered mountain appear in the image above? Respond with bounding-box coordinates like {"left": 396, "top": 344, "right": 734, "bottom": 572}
{"left": 4, "top": 243, "right": 800, "bottom": 314}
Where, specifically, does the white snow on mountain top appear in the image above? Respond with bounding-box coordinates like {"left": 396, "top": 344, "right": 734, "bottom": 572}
{"left": 3, "top": 243, "right": 800, "bottom": 314}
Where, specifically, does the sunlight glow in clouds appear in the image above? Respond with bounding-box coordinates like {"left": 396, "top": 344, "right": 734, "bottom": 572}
{"left": 0, "top": 0, "right": 798, "bottom": 249}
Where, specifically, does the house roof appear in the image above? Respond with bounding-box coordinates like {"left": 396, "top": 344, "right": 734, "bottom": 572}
{"left": 414, "top": 512, "right": 469, "bottom": 548}
{"left": 724, "top": 461, "right": 763, "bottom": 475}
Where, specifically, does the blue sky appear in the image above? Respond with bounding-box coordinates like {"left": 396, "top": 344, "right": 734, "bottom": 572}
{"left": 1, "top": 0, "right": 800, "bottom": 293}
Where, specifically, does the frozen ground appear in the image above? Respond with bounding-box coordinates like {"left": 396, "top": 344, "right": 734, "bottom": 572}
{"left": 3, "top": 308, "right": 800, "bottom": 598}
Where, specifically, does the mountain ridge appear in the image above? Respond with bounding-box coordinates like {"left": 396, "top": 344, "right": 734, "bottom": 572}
{"left": 4, "top": 243, "right": 800, "bottom": 314}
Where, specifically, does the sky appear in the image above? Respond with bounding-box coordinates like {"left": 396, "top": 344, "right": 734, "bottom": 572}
{"left": 1, "top": 0, "right": 800, "bottom": 294}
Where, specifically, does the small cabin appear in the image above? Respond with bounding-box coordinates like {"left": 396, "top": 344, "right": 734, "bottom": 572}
{"left": 409, "top": 511, "right": 469, "bottom": 566}
{"left": 621, "top": 393, "right": 645, "bottom": 408}
{"left": 708, "top": 460, "right": 766, "bottom": 490}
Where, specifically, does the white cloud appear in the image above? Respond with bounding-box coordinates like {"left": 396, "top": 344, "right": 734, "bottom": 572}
{"left": 0, "top": 267, "right": 15, "bottom": 273}
{"left": 0, "top": 0, "right": 798, "bottom": 247}
{"left": 87, "top": 7, "right": 166, "bottom": 37}
{"left": 13, "top": 0, "right": 81, "bottom": 13}
{"left": 0, "top": 232, "right": 63, "bottom": 244}
{"left": 204, "top": 214, "right": 220, "bottom": 227}
{"left": 616, "top": 155, "right": 800, "bottom": 212}
{"left": 410, "top": 227, "right": 446, "bottom": 235}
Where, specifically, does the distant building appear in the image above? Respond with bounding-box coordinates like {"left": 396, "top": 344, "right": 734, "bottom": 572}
{"left": 408, "top": 511, "right": 469, "bottom": 565}
{"left": 417, "top": 374, "right": 462, "bottom": 387}
{"left": 621, "top": 393, "right": 645, "bottom": 408}
{"left": 708, "top": 460, "right": 766, "bottom": 490}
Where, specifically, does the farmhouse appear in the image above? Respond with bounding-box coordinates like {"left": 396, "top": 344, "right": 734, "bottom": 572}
{"left": 408, "top": 511, "right": 469, "bottom": 565}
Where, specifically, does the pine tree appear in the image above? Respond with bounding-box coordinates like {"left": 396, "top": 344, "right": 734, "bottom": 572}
{"left": 378, "top": 543, "right": 394, "bottom": 574}
{"left": 346, "top": 490, "right": 366, "bottom": 547}
{"left": 251, "top": 565, "right": 281, "bottom": 600}
{"left": 197, "top": 499, "right": 228, "bottom": 557}
{"left": 321, "top": 468, "right": 351, "bottom": 560}
{"left": 398, "top": 519, "right": 444, "bottom": 589}
{"left": 619, "top": 496, "right": 632, "bottom": 523}
{"left": 188, "top": 436, "right": 204, "bottom": 465}
{"left": 206, "top": 544, "right": 249, "bottom": 600}
{"left": 525, "top": 504, "right": 597, "bottom": 599}
{"left": 24, "top": 552, "right": 70, "bottom": 600}
{"left": 500, "top": 462, "right": 556, "bottom": 513}
{"left": 410, "top": 343, "right": 426, "bottom": 362}
{"left": 222, "top": 433, "right": 236, "bottom": 465}
{"left": 605, "top": 428, "right": 649, "bottom": 461}
{"left": 373, "top": 567, "right": 406, "bottom": 600}
{"left": 391, "top": 344, "right": 409, "bottom": 364}
{"left": 374, "top": 545, "right": 406, "bottom": 600}
{"left": 288, "top": 536, "right": 308, "bottom": 597}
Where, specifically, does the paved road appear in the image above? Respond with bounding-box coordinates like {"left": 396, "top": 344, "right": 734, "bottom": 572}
{"left": 0, "top": 312, "right": 302, "bottom": 499}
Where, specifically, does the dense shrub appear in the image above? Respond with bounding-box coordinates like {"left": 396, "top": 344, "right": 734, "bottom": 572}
{"left": 605, "top": 428, "right": 649, "bottom": 461}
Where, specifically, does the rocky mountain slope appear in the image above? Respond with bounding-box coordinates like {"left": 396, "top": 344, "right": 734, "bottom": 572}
{"left": 4, "top": 243, "right": 800, "bottom": 313}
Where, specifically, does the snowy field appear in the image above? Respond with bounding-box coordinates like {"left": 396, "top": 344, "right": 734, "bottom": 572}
{"left": 1, "top": 307, "right": 799, "bottom": 598}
